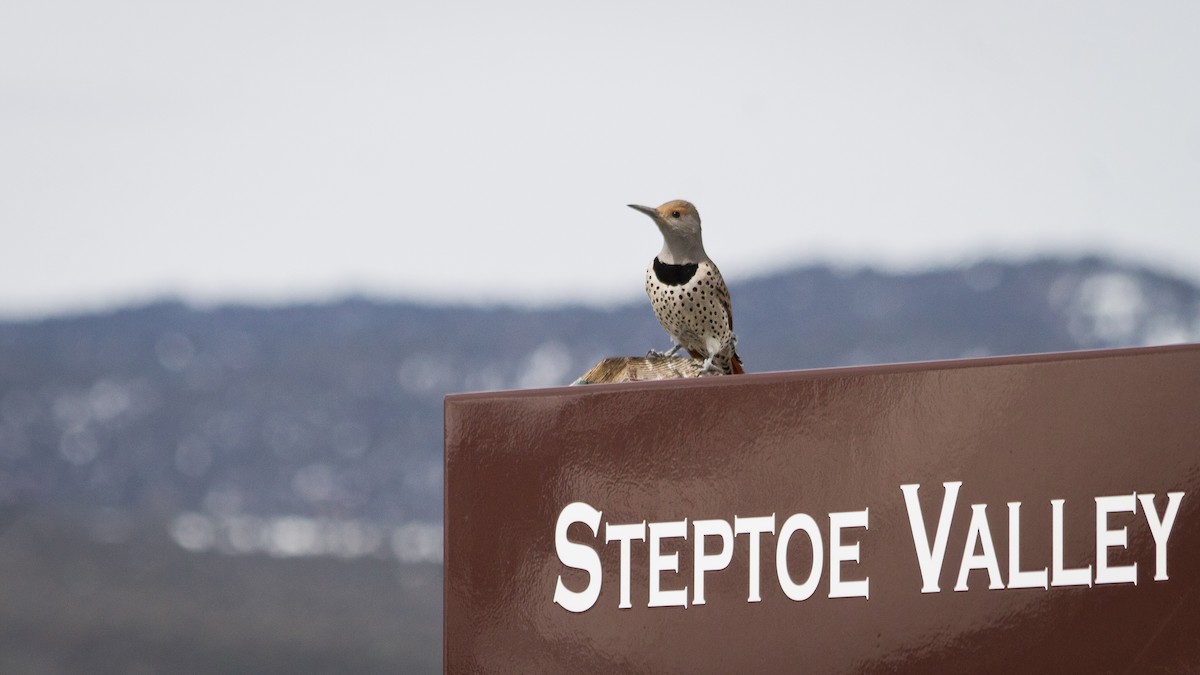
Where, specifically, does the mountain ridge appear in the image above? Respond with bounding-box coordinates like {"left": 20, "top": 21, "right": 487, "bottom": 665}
{"left": 0, "top": 256, "right": 1196, "bottom": 526}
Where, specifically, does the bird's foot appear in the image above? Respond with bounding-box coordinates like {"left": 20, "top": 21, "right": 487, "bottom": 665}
{"left": 647, "top": 345, "right": 683, "bottom": 359}
{"left": 696, "top": 355, "right": 724, "bottom": 376}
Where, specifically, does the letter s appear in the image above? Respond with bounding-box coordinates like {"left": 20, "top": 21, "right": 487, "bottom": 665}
{"left": 553, "top": 502, "right": 603, "bottom": 612}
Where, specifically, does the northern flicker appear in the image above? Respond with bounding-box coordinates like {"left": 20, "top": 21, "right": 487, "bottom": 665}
{"left": 629, "top": 200, "right": 745, "bottom": 375}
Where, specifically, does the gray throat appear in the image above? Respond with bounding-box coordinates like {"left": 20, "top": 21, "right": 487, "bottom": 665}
{"left": 657, "top": 233, "right": 708, "bottom": 265}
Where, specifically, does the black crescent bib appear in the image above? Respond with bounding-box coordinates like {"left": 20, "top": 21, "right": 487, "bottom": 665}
{"left": 652, "top": 257, "right": 699, "bottom": 286}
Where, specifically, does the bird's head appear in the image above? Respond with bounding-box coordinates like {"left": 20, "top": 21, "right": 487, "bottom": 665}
{"left": 628, "top": 199, "right": 708, "bottom": 264}
{"left": 628, "top": 200, "right": 702, "bottom": 239}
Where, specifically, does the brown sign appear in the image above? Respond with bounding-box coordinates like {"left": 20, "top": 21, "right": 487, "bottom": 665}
{"left": 444, "top": 345, "right": 1200, "bottom": 672}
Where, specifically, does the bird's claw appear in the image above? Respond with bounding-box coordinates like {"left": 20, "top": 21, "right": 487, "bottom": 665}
{"left": 647, "top": 345, "right": 682, "bottom": 359}
{"left": 696, "top": 355, "right": 723, "bottom": 376}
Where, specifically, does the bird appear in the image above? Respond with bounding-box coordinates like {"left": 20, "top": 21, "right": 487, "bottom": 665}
{"left": 628, "top": 199, "right": 744, "bottom": 375}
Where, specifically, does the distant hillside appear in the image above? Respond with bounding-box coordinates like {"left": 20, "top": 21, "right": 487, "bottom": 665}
{"left": 0, "top": 256, "right": 1197, "bottom": 673}
{"left": 0, "top": 257, "right": 1197, "bottom": 525}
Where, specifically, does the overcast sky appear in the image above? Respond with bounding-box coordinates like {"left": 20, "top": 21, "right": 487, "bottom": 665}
{"left": 2, "top": 1, "right": 1198, "bottom": 318}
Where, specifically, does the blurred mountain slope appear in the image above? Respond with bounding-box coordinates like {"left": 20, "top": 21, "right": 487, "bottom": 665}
{"left": 1, "top": 257, "right": 1197, "bottom": 523}
{"left": 0, "top": 256, "right": 1197, "bottom": 674}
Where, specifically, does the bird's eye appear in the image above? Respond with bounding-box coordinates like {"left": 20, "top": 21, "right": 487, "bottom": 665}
{"left": 671, "top": 210, "right": 681, "bottom": 218}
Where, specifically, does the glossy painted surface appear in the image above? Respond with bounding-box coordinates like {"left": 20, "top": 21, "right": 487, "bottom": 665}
{"left": 445, "top": 345, "right": 1200, "bottom": 673}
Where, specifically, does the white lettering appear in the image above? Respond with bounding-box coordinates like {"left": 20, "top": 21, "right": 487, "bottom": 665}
{"left": 1139, "top": 492, "right": 1185, "bottom": 581}
{"left": 1051, "top": 498, "right": 1092, "bottom": 587}
{"left": 829, "top": 509, "right": 870, "bottom": 599}
{"left": 734, "top": 514, "right": 776, "bottom": 602}
{"left": 605, "top": 521, "right": 646, "bottom": 609}
{"left": 1095, "top": 494, "right": 1137, "bottom": 585}
{"left": 648, "top": 519, "right": 689, "bottom": 608}
{"left": 1007, "top": 502, "right": 1048, "bottom": 589}
{"left": 775, "top": 513, "right": 822, "bottom": 601}
{"left": 901, "top": 481, "right": 961, "bottom": 593}
{"left": 693, "top": 519, "right": 734, "bottom": 605}
{"left": 553, "top": 502, "right": 603, "bottom": 613}
{"left": 553, "top": 485, "right": 1185, "bottom": 611}
{"left": 954, "top": 504, "right": 1004, "bottom": 591}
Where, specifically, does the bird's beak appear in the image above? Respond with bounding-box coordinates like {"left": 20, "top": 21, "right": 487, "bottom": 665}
{"left": 628, "top": 204, "right": 658, "bottom": 219}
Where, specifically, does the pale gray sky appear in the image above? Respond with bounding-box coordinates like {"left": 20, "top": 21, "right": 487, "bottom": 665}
{"left": 2, "top": 1, "right": 1198, "bottom": 318}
